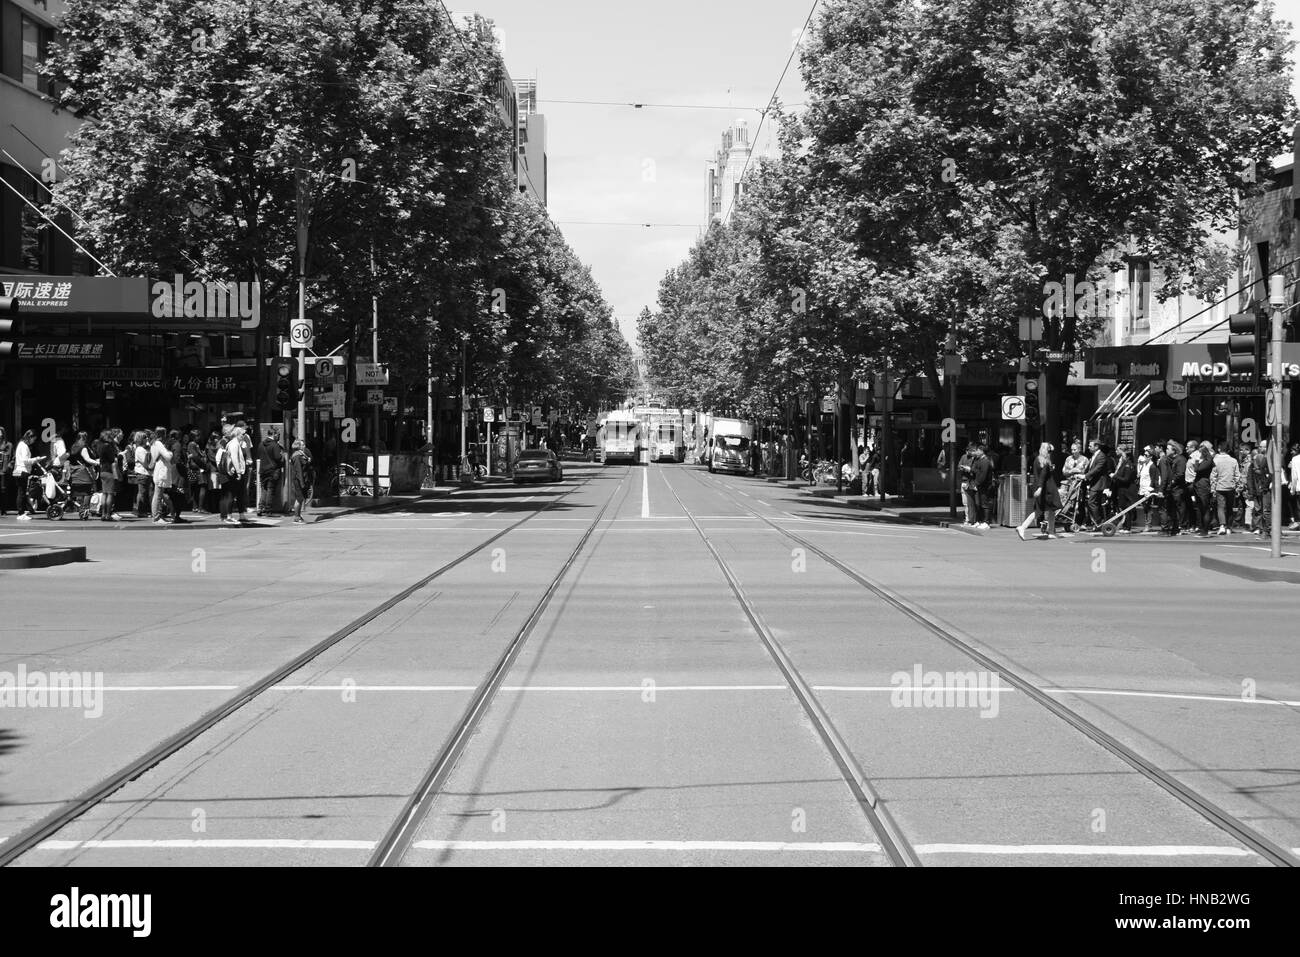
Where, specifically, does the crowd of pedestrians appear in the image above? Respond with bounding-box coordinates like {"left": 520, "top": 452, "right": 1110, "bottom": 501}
{"left": 1, "top": 419, "right": 315, "bottom": 525}
{"left": 1012, "top": 436, "right": 1300, "bottom": 540}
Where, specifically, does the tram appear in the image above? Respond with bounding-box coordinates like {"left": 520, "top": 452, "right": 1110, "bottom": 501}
{"left": 600, "top": 410, "right": 643, "bottom": 464}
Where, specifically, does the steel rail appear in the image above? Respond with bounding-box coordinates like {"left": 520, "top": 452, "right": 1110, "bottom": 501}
{"left": 690, "top": 467, "right": 1297, "bottom": 867}
{"left": 661, "top": 470, "right": 920, "bottom": 867}
{"left": 368, "top": 467, "right": 633, "bottom": 866}
{"left": 0, "top": 469, "right": 611, "bottom": 867}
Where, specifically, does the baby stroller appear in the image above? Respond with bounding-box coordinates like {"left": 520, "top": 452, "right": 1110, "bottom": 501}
{"left": 28, "top": 461, "right": 93, "bottom": 521}
{"left": 1055, "top": 476, "right": 1086, "bottom": 533}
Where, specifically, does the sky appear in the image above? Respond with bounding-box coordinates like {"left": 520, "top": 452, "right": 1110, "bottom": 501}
{"left": 448, "top": 0, "right": 812, "bottom": 349}
{"left": 453, "top": 0, "right": 1300, "bottom": 352}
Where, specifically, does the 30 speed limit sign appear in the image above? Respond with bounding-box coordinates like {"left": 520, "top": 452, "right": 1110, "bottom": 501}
{"left": 289, "top": 317, "right": 314, "bottom": 349}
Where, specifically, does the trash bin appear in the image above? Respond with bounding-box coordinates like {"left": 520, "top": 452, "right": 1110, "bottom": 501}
{"left": 997, "top": 473, "right": 1030, "bottom": 527}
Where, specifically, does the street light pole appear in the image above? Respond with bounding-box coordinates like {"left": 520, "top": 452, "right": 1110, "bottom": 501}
{"left": 370, "top": 245, "right": 380, "bottom": 500}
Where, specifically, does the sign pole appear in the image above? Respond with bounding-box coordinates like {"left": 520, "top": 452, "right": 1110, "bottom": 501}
{"left": 295, "top": 166, "right": 308, "bottom": 447}
{"left": 370, "top": 245, "right": 380, "bottom": 500}
{"left": 1270, "top": 279, "right": 1284, "bottom": 559}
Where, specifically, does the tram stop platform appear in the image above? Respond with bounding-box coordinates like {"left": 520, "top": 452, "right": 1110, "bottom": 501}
{"left": 1199, "top": 551, "right": 1300, "bottom": 584}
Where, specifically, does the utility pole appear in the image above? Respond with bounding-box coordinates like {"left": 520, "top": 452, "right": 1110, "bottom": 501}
{"left": 1269, "top": 276, "right": 1285, "bottom": 559}
{"left": 460, "top": 333, "right": 469, "bottom": 481}
{"left": 295, "top": 165, "right": 308, "bottom": 446}
{"left": 370, "top": 245, "right": 380, "bottom": 500}
{"left": 945, "top": 334, "right": 958, "bottom": 520}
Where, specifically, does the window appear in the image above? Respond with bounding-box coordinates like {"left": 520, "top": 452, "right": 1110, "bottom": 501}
{"left": 1126, "top": 258, "right": 1150, "bottom": 334}
{"left": 17, "top": 174, "right": 49, "bottom": 271}
{"left": 20, "top": 14, "right": 51, "bottom": 95}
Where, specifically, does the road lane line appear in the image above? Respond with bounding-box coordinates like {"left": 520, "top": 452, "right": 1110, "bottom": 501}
{"left": 37, "top": 839, "right": 374, "bottom": 850}
{"left": 641, "top": 468, "right": 649, "bottom": 518}
{"left": 914, "top": 844, "right": 1255, "bottom": 857}
{"left": 412, "top": 840, "right": 882, "bottom": 853}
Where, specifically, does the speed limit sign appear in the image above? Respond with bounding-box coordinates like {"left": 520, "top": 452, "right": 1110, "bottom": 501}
{"left": 289, "top": 317, "right": 314, "bottom": 349}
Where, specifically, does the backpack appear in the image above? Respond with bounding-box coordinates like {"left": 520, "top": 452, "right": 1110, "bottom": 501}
{"left": 217, "top": 442, "right": 235, "bottom": 478}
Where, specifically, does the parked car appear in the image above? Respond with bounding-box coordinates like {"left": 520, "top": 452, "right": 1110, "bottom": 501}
{"left": 513, "top": 449, "right": 564, "bottom": 484}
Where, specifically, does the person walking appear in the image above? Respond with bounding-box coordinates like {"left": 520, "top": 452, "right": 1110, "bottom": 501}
{"left": 1209, "top": 440, "right": 1238, "bottom": 536}
{"left": 257, "top": 427, "right": 286, "bottom": 516}
{"left": 0, "top": 427, "right": 11, "bottom": 517}
{"left": 1016, "top": 442, "right": 1060, "bottom": 540}
{"left": 12, "top": 429, "right": 42, "bottom": 520}
{"left": 287, "top": 439, "right": 313, "bottom": 524}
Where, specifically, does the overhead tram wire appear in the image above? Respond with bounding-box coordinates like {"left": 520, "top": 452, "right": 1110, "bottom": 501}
{"left": 724, "top": 0, "right": 821, "bottom": 226}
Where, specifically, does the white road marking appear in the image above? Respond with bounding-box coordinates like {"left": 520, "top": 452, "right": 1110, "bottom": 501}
{"left": 915, "top": 844, "right": 1256, "bottom": 857}
{"left": 0, "top": 530, "right": 63, "bottom": 538}
{"left": 37, "top": 839, "right": 373, "bottom": 850}
{"left": 641, "top": 468, "right": 650, "bottom": 518}
{"left": 74, "top": 684, "right": 1300, "bottom": 706}
{"left": 27, "top": 839, "right": 1293, "bottom": 858}
{"left": 412, "top": 840, "right": 882, "bottom": 853}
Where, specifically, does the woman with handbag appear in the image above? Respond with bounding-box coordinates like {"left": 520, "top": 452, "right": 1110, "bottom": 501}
{"left": 96, "top": 430, "right": 123, "bottom": 521}
{"left": 1016, "top": 442, "right": 1061, "bottom": 541}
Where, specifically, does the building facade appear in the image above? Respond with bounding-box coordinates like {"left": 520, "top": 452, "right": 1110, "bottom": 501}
{"left": 515, "top": 78, "right": 546, "bottom": 206}
{"left": 706, "top": 120, "right": 752, "bottom": 224}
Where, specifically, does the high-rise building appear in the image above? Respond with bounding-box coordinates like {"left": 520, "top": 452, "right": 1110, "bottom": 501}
{"left": 515, "top": 78, "right": 547, "bottom": 206}
{"left": 1, "top": 0, "right": 87, "bottom": 276}
{"left": 706, "top": 119, "right": 752, "bottom": 224}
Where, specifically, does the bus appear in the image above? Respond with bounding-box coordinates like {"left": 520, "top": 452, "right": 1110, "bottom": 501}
{"left": 600, "top": 410, "right": 642, "bottom": 464}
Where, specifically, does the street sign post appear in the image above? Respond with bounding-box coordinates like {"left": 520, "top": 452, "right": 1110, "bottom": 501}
{"left": 289, "top": 316, "right": 314, "bottom": 350}
{"left": 483, "top": 407, "right": 495, "bottom": 423}
{"left": 366, "top": 387, "right": 384, "bottom": 406}
{"left": 1001, "top": 395, "right": 1026, "bottom": 421}
{"left": 356, "top": 362, "right": 389, "bottom": 386}
{"left": 315, "top": 357, "right": 333, "bottom": 381}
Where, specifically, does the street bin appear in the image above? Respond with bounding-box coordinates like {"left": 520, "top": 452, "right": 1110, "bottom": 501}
{"left": 997, "top": 473, "right": 1030, "bottom": 527}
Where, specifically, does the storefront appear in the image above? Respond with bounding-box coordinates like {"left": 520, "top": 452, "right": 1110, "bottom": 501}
{"left": 1085, "top": 343, "right": 1298, "bottom": 450}
{"left": 2, "top": 275, "right": 263, "bottom": 439}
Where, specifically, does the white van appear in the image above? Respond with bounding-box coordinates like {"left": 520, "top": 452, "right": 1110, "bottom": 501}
{"left": 708, "top": 418, "right": 754, "bottom": 474}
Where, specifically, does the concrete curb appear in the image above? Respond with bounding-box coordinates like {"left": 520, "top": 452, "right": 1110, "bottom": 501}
{"left": 0, "top": 545, "right": 87, "bottom": 569}
{"left": 1199, "top": 553, "right": 1300, "bottom": 583}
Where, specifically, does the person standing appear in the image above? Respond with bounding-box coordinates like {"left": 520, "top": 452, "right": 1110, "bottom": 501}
{"left": 222, "top": 425, "right": 249, "bottom": 525}
{"left": 48, "top": 426, "right": 69, "bottom": 483}
{"left": 149, "top": 427, "right": 175, "bottom": 525}
{"left": 1016, "top": 442, "right": 1060, "bottom": 540}
{"left": 235, "top": 420, "right": 255, "bottom": 519}
{"left": 167, "top": 429, "right": 188, "bottom": 523}
{"left": 95, "top": 430, "right": 122, "bottom": 522}
{"left": 1209, "top": 441, "right": 1238, "bottom": 536}
{"left": 187, "top": 431, "right": 208, "bottom": 513}
{"left": 288, "top": 439, "right": 313, "bottom": 524}
{"left": 1083, "top": 439, "right": 1109, "bottom": 530}
{"left": 1289, "top": 443, "right": 1300, "bottom": 531}
{"left": 1110, "top": 446, "right": 1137, "bottom": 532}
{"left": 1190, "top": 440, "right": 1214, "bottom": 537}
{"left": 1161, "top": 440, "right": 1188, "bottom": 536}
{"left": 0, "top": 427, "right": 11, "bottom": 517}
{"left": 957, "top": 442, "right": 977, "bottom": 526}
{"left": 1136, "top": 449, "right": 1158, "bottom": 533}
{"left": 257, "top": 427, "right": 285, "bottom": 516}
{"left": 131, "top": 431, "right": 152, "bottom": 517}
{"left": 970, "top": 445, "right": 994, "bottom": 530}
{"left": 1247, "top": 439, "right": 1274, "bottom": 536}
{"left": 67, "top": 431, "right": 97, "bottom": 515}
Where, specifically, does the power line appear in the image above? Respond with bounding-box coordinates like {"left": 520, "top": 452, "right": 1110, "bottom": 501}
{"left": 725, "top": 0, "right": 821, "bottom": 225}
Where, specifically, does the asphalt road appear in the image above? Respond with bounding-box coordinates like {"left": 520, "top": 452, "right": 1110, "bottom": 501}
{"left": 0, "top": 462, "right": 1296, "bottom": 867}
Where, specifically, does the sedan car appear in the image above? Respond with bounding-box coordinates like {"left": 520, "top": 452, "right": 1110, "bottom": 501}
{"left": 513, "top": 449, "right": 564, "bottom": 484}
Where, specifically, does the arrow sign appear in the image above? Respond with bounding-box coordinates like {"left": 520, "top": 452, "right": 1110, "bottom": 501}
{"left": 1001, "top": 395, "right": 1026, "bottom": 421}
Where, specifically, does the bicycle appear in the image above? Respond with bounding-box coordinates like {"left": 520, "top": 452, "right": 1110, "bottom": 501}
{"left": 460, "top": 456, "right": 487, "bottom": 480}
{"left": 329, "top": 461, "right": 369, "bottom": 497}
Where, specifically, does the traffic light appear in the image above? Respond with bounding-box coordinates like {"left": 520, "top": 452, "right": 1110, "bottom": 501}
{"left": 1228, "top": 311, "right": 1268, "bottom": 386}
{"left": 0, "top": 294, "right": 19, "bottom": 335}
{"left": 1024, "top": 374, "right": 1040, "bottom": 426}
{"left": 274, "top": 362, "right": 296, "bottom": 411}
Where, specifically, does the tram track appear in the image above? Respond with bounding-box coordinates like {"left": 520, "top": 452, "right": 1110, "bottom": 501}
{"left": 369, "top": 468, "right": 633, "bottom": 865}
{"left": 685, "top": 466, "right": 1297, "bottom": 867}
{"left": 0, "top": 467, "right": 627, "bottom": 867}
{"left": 660, "top": 473, "right": 920, "bottom": 866}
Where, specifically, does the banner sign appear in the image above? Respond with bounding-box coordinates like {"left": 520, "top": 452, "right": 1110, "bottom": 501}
{"left": 1, "top": 277, "right": 147, "bottom": 315}
{"left": 3, "top": 275, "right": 258, "bottom": 329}
{"left": 1, "top": 337, "right": 115, "bottom": 362}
